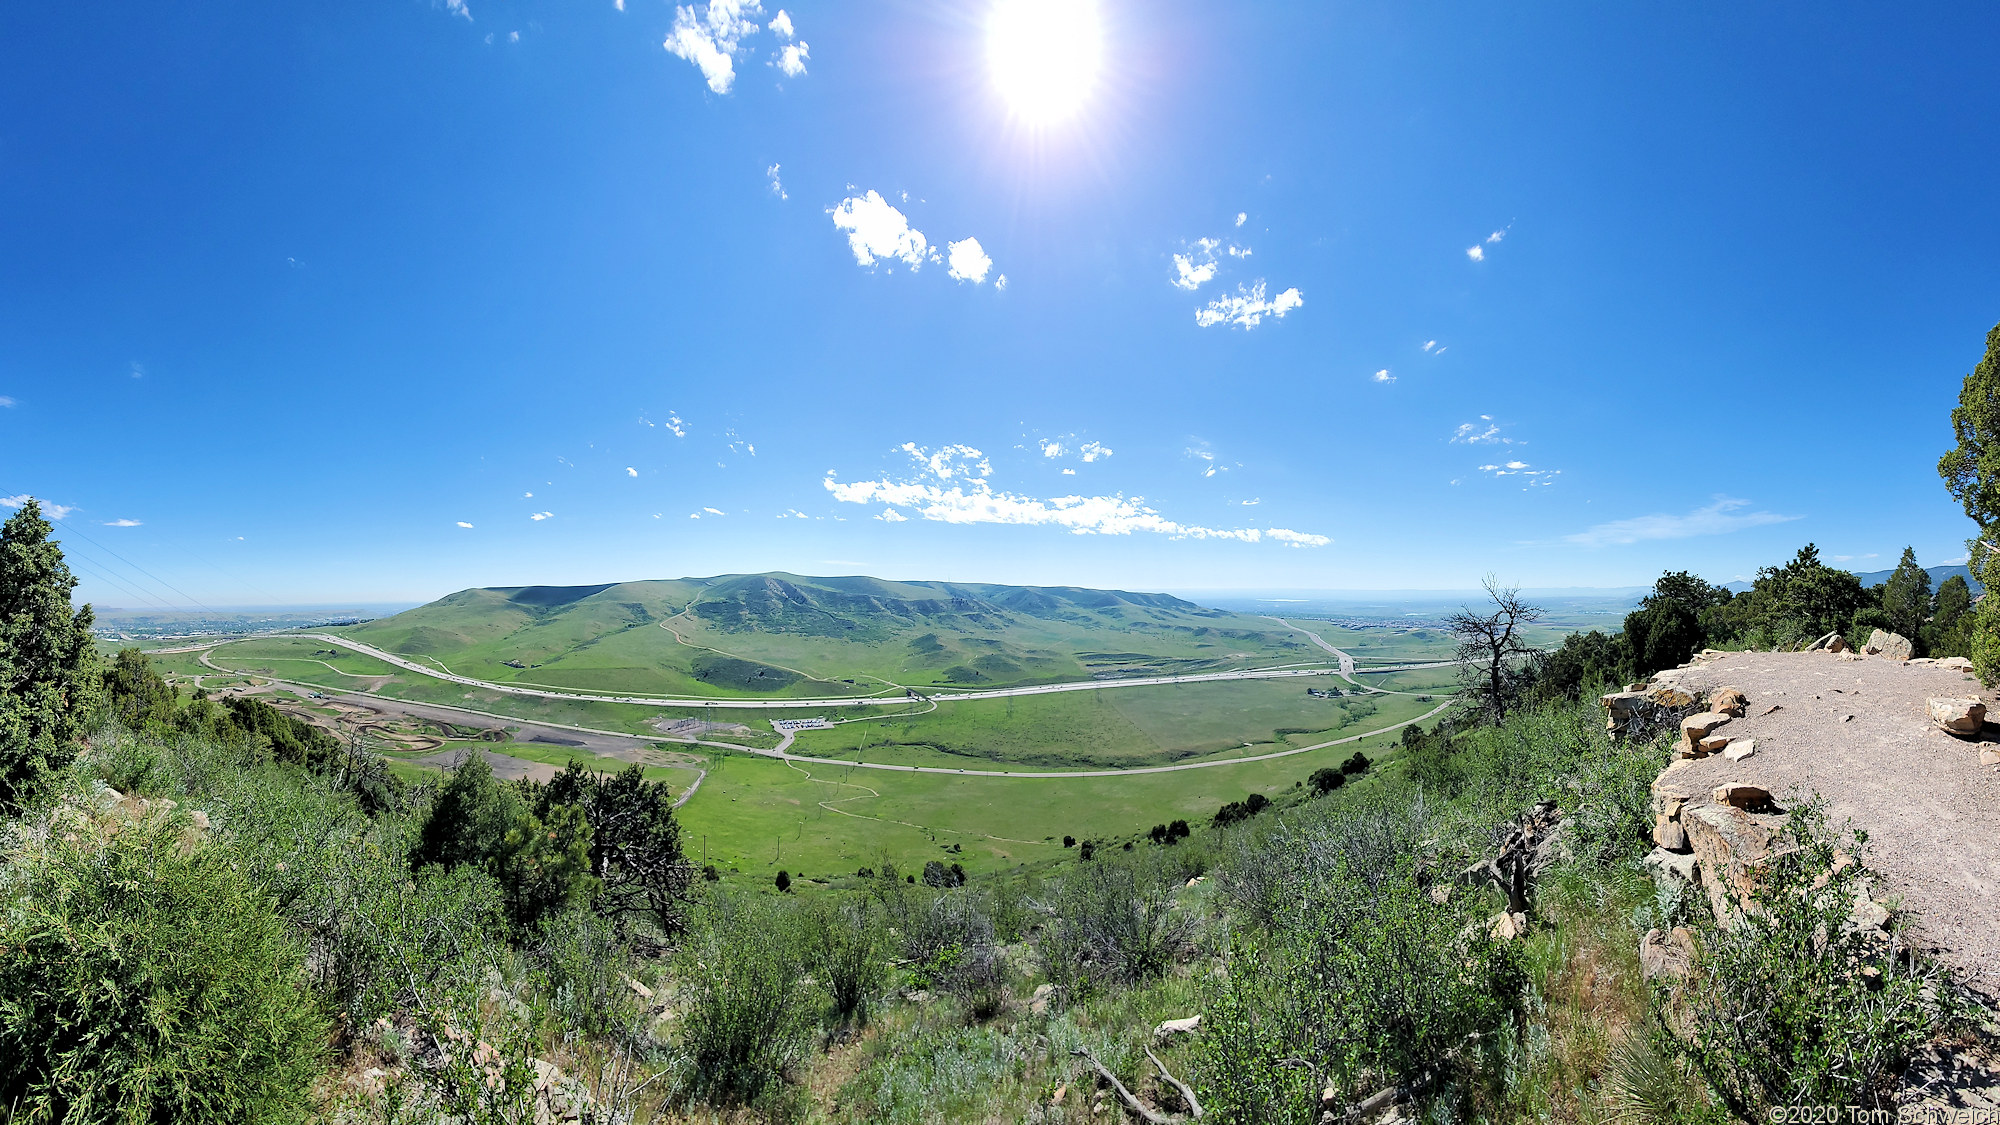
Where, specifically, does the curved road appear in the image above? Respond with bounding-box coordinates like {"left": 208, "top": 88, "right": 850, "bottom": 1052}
{"left": 192, "top": 647, "right": 1454, "bottom": 782}
{"left": 199, "top": 632, "right": 1452, "bottom": 711}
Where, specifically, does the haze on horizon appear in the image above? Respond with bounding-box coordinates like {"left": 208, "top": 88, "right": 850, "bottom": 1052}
{"left": 4, "top": 2, "right": 1998, "bottom": 607}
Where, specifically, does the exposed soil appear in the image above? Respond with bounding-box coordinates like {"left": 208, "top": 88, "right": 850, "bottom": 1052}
{"left": 1649, "top": 650, "right": 2000, "bottom": 998}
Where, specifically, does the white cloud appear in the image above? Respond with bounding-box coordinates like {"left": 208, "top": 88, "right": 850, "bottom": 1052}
{"left": 665, "top": 412, "right": 687, "bottom": 437}
{"left": 830, "top": 190, "right": 929, "bottom": 270}
{"left": 1451, "top": 416, "right": 1511, "bottom": 444}
{"left": 768, "top": 9, "right": 793, "bottom": 36}
{"left": 704, "top": 506, "right": 726, "bottom": 516}
{"left": 1241, "top": 498, "right": 1260, "bottom": 505}
{"left": 1227, "top": 244, "right": 1251, "bottom": 258}
{"left": 1040, "top": 440, "right": 1066, "bottom": 458}
{"left": 1422, "top": 340, "right": 1437, "bottom": 352}
{"left": 664, "top": 0, "right": 764, "bottom": 94}
{"left": 524, "top": 491, "right": 534, "bottom": 498}
{"left": 1466, "top": 245, "right": 1485, "bottom": 262}
{"left": 0, "top": 396, "right": 13, "bottom": 407}
{"left": 626, "top": 467, "right": 639, "bottom": 477}
{"left": 875, "top": 507, "right": 908, "bottom": 522}
{"left": 1372, "top": 370, "right": 1395, "bottom": 384}
{"left": 1235, "top": 212, "right": 1247, "bottom": 227}
{"left": 508, "top": 30, "right": 519, "bottom": 42}
{"left": 1268, "top": 528, "right": 1331, "bottom": 548}
{"left": 1062, "top": 468, "right": 1075, "bottom": 475}
{"left": 1170, "top": 238, "right": 1219, "bottom": 290}
{"left": 1831, "top": 553, "right": 1880, "bottom": 563}
{"left": 530, "top": 511, "right": 553, "bottom": 520}
{"left": 824, "top": 443, "right": 1323, "bottom": 546}
{"left": 775, "top": 41, "right": 809, "bottom": 77}
{"left": 615, "top": 0, "right": 624, "bottom": 9}
{"left": 0, "top": 495, "right": 73, "bottom": 520}
{"left": 994, "top": 274, "right": 1007, "bottom": 291}
{"left": 442, "top": 0, "right": 472, "bottom": 20}
{"left": 1487, "top": 230, "right": 1505, "bottom": 244}
{"left": 129, "top": 362, "right": 144, "bottom": 379}
{"left": 1079, "top": 441, "right": 1111, "bottom": 462}
{"left": 946, "top": 237, "right": 994, "bottom": 283}
{"left": 103, "top": 518, "right": 142, "bottom": 527}
{"left": 1194, "top": 281, "right": 1303, "bottom": 329}
{"left": 1476, "top": 460, "right": 1559, "bottom": 489}
{"left": 766, "top": 163, "right": 786, "bottom": 200}
{"left": 1565, "top": 497, "right": 1799, "bottom": 547}
{"left": 456, "top": 521, "right": 475, "bottom": 528}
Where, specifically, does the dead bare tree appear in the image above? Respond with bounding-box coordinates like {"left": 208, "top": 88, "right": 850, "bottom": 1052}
{"left": 1445, "top": 575, "right": 1543, "bottom": 724}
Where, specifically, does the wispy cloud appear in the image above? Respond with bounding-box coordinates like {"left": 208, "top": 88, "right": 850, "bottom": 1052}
{"left": 1195, "top": 281, "right": 1302, "bottom": 329}
{"left": 626, "top": 467, "right": 639, "bottom": 477}
{"left": 1235, "top": 212, "right": 1247, "bottom": 227}
{"left": 456, "top": 521, "right": 475, "bottom": 528}
{"left": 1466, "top": 228, "right": 1506, "bottom": 262}
{"left": 0, "top": 495, "right": 73, "bottom": 520}
{"left": 0, "top": 396, "right": 14, "bottom": 408}
{"left": 1267, "top": 528, "right": 1330, "bottom": 548}
{"left": 1477, "top": 460, "right": 1559, "bottom": 487}
{"left": 103, "top": 518, "right": 142, "bottom": 527}
{"left": 830, "top": 190, "right": 930, "bottom": 270}
{"left": 1079, "top": 440, "right": 1111, "bottom": 462}
{"left": 664, "top": 0, "right": 765, "bottom": 94}
{"left": 824, "top": 443, "right": 1324, "bottom": 546}
{"left": 946, "top": 237, "right": 994, "bottom": 283}
{"left": 766, "top": 163, "right": 786, "bottom": 200}
{"left": 1373, "top": 370, "right": 1395, "bottom": 384}
{"left": 1170, "top": 238, "right": 1219, "bottom": 291}
{"left": 1450, "top": 416, "right": 1513, "bottom": 445}
{"left": 704, "top": 506, "right": 725, "bottom": 516}
{"left": 529, "top": 511, "right": 553, "bottom": 521}
{"left": 1564, "top": 497, "right": 1798, "bottom": 547}
{"left": 1421, "top": 340, "right": 1438, "bottom": 352}
{"left": 1038, "top": 437, "right": 1112, "bottom": 463}
{"left": 441, "top": 0, "right": 472, "bottom": 20}
{"left": 1831, "top": 552, "right": 1880, "bottom": 563}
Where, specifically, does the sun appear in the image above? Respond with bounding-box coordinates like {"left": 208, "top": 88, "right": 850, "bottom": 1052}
{"left": 986, "top": 0, "right": 1104, "bottom": 124}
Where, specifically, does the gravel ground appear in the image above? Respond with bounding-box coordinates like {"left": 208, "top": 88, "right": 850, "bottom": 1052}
{"left": 1647, "top": 650, "right": 2000, "bottom": 997}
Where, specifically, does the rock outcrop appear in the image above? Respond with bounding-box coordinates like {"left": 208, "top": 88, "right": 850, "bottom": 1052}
{"left": 1865, "top": 629, "right": 1916, "bottom": 662}
{"left": 1928, "top": 696, "right": 1987, "bottom": 738}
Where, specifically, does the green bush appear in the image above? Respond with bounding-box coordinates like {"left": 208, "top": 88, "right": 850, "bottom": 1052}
{"left": 528, "top": 907, "right": 647, "bottom": 1043}
{"left": 0, "top": 813, "right": 326, "bottom": 1123}
{"left": 1032, "top": 853, "right": 1192, "bottom": 1000}
{"left": 800, "top": 895, "right": 886, "bottom": 1031}
{"left": 674, "top": 896, "right": 810, "bottom": 1106}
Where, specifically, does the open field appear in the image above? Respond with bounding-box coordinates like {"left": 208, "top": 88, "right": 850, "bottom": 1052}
{"left": 677, "top": 725, "right": 1416, "bottom": 882}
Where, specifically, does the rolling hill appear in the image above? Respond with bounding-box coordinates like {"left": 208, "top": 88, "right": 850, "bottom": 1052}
{"left": 331, "top": 572, "right": 1326, "bottom": 699}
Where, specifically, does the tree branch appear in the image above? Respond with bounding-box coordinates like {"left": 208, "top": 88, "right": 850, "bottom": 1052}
{"left": 1146, "top": 1045, "right": 1203, "bottom": 1119}
{"left": 1073, "top": 1047, "right": 1182, "bottom": 1125}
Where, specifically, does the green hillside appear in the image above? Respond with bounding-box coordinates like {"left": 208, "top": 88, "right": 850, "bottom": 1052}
{"left": 332, "top": 572, "right": 1327, "bottom": 699}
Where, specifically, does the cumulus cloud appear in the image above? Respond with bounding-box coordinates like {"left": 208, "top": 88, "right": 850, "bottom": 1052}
{"left": 1079, "top": 441, "right": 1111, "bottom": 462}
{"left": 1227, "top": 244, "right": 1251, "bottom": 258}
{"left": 824, "top": 443, "right": 1324, "bottom": 546}
{"left": 946, "top": 237, "right": 994, "bottom": 283}
{"left": 1194, "top": 281, "right": 1303, "bottom": 329}
{"left": 103, "top": 518, "right": 142, "bottom": 527}
{"left": 768, "top": 8, "right": 793, "bottom": 36}
{"left": 665, "top": 412, "right": 687, "bottom": 437}
{"left": 766, "top": 163, "right": 786, "bottom": 200}
{"left": 1466, "top": 245, "right": 1485, "bottom": 262}
{"left": 1170, "top": 238, "right": 1219, "bottom": 290}
{"left": 775, "top": 41, "right": 809, "bottom": 77}
{"left": 626, "top": 467, "right": 639, "bottom": 477}
{"left": 1564, "top": 497, "right": 1799, "bottom": 547}
{"left": 1451, "top": 416, "right": 1512, "bottom": 444}
{"left": 0, "top": 495, "right": 72, "bottom": 520}
{"left": 530, "top": 511, "right": 553, "bottom": 520}
{"left": 456, "top": 521, "right": 475, "bottom": 528}
{"left": 664, "top": 0, "right": 764, "bottom": 94}
{"left": 830, "top": 190, "right": 929, "bottom": 270}
{"left": 1235, "top": 212, "right": 1247, "bottom": 227}
{"left": 1040, "top": 440, "right": 1066, "bottom": 458}
{"left": 1372, "top": 370, "right": 1395, "bottom": 384}
{"left": 1268, "top": 528, "right": 1330, "bottom": 548}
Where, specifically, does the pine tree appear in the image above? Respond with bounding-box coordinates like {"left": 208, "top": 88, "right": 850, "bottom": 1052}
{"left": 0, "top": 500, "right": 102, "bottom": 806}
{"left": 1938, "top": 321, "right": 2000, "bottom": 682}
{"left": 1879, "top": 546, "right": 1932, "bottom": 647}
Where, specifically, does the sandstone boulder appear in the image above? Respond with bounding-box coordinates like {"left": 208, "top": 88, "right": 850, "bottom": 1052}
{"left": 1712, "top": 783, "right": 1772, "bottom": 810}
{"left": 1865, "top": 629, "right": 1915, "bottom": 662}
{"left": 1685, "top": 803, "right": 1775, "bottom": 922}
{"left": 1652, "top": 795, "right": 1689, "bottom": 851}
{"left": 1638, "top": 926, "right": 1696, "bottom": 981}
{"left": 1721, "top": 738, "right": 1756, "bottom": 762}
{"left": 1927, "top": 697, "right": 1987, "bottom": 738}
{"left": 1642, "top": 846, "right": 1698, "bottom": 887}
{"left": 1938, "top": 656, "right": 1974, "bottom": 672}
{"left": 1804, "top": 631, "right": 1846, "bottom": 653}
{"left": 1710, "top": 687, "right": 1748, "bottom": 717}
{"left": 1679, "top": 711, "right": 1732, "bottom": 756}
{"left": 1154, "top": 1015, "right": 1200, "bottom": 1038}
{"left": 1489, "top": 911, "right": 1528, "bottom": 941}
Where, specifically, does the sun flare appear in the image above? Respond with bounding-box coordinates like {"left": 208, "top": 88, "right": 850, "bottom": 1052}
{"left": 986, "top": 0, "right": 1103, "bottom": 124}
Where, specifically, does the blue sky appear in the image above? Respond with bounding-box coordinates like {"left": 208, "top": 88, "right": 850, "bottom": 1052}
{"left": 4, "top": 2, "right": 1999, "bottom": 607}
